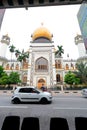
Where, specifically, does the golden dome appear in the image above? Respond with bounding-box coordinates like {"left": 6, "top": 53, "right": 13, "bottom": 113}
{"left": 31, "top": 27, "right": 53, "bottom": 41}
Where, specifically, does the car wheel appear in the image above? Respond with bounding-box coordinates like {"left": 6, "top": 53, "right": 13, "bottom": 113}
{"left": 40, "top": 98, "right": 48, "bottom": 104}
{"left": 11, "top": 98, "right": 20, "bottom": 104}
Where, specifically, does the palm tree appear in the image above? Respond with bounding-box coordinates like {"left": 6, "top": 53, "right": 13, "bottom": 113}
{"left": 55, "top": 45, "right": 64, "bottom": 57}
{"left": 9, "top": 44, "right": 15, "bottom": 60}
{"left": 9, "top": 44, "right": 15, "bottom": 69}
{"left": 15, "top": 49, "right": 21, "bottom": 58}
{"left": 22, "top": 49, "right": 29, "bottom": 62}
{"left": 16, "top": 49, "right": 29, "bottom": 84}
{"left": 74, "top": 62, "right": 87, "bottom": 84}
{"left": 17, "top": 49, "right": 29, "bottom": 63}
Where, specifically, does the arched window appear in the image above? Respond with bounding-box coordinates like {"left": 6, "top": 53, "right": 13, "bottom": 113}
{"left": 10, "top": 63, "right": 14, "bottom": 70}
{"left": 23, "top": 75, "right": 27, "bottom": 83}
{"left": 75, "top": 63, "right": 78, "bottom": 69}
{"left": 55, "top": 60, "right": 62, "bottom": 69}
{"left": 15, "top": 64, "right": 19, "bottom": 70}
{"left": 66, "top": 64, "right": 69, "bottom": 70}
{"left": 23, "top": 62, "right": 28, "bottom": 69}
{"left": 6, "top": 64, "right": 9, "bottom": 70}
{"left": 35, "top": 57, "right": 48, "bottom": 72}
{"left": 56, "top": 74, "right": 60, "bottom": 82}
{"left": 55, "top": 61, "right": 57, "bottom": 68}
{"left": 71, "top": 63, "right": 74, "bottom": 69}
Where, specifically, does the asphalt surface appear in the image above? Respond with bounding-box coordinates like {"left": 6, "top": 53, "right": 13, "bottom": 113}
{"left": 0, "top": 92, "right": 87, "bottom": 130}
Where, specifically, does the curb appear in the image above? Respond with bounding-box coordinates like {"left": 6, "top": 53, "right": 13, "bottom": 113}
{"left": 0, "top": 90, "right": 82, "bottom": 96}
{"left": 52, "top": 90, "right": 82, "bottom": 95}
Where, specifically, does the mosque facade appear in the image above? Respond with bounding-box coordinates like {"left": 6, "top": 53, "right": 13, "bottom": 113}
{"left": 0, "top": 26, "right": 86, "bottom": 89}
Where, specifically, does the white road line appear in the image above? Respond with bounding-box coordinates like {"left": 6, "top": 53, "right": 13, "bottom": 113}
{"left": 54, "top": 97, "right": 84, "bottom": 100}
{"left": 53, "top": 107, "right": 87, "bottom": 110}
{"left": 0, "top": 106, "right": 28, "bottom": 108}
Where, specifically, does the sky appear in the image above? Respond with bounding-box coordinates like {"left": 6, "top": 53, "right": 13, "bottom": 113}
{"left": 0, "top": 4, "right": 81, "bottom": 60}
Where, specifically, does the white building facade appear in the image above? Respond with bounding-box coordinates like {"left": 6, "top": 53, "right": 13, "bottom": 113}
{"left": 0, "top": 26, "right": 87, "bottom": 89}
{"left": 27, "top": 26, "right": 56, "bottom": 88}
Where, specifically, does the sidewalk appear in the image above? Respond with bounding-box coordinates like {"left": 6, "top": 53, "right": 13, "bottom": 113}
{"left": 51, "top": 90, "right": 82, "bottom": 96}
{"left": 0, "top": 90, "right": 82, "bottom": 96}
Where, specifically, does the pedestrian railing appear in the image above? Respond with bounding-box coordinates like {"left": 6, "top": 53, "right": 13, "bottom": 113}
{"left": 0, "top": 90, "right": 82, "bottom": 95}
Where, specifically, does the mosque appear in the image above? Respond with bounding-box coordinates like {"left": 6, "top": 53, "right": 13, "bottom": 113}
{"left": 0, "top": 25, "right": 87, "bottom": 89}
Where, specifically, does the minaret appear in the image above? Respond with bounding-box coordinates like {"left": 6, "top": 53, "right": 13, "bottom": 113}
{"left": 75, "top": 34, "right": 86, "bottom": 58}
{"left": 0, "top": 34, "right": 10, "bottom": 57}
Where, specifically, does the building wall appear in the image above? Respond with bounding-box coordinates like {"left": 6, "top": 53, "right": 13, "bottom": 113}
{"left": 77, "top": 3, "right": 87, "bottom": 51}
{"left": 1, "top": 57, "right": 77, "bottom": 88}
{"left": 27, "top": 43, "right": 56, "bottom": 88}
{"left": 0, "top": 9, "right": 5, "bottom": 30}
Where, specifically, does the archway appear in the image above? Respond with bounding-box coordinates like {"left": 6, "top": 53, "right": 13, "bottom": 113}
{"left": 37, "top": 79, "right": 46, "bottom": 89}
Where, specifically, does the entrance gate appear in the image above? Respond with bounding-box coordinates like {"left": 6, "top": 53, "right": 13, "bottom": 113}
{"left": 37, "top": 79, "right": 46, "bottom": 89}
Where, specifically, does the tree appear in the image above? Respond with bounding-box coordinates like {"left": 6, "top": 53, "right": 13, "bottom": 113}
{"left": 0, "top": 73, "right": 9, "bottom": 86}
{"left": 0, "top": 66, "right": 4, "bottom": 78}
{"left": 15, "top": 49, "right": 21, "bottom": 58}
{"left": 17, "top": 49, "right": 29, "bottom": 63}
{"left": 74, "top": 62, "right": 87, "bottom": 84}
{"left": 9, "top": 44, "right": 16, "bottom": 70}
{"left": 9, "top": 44, "right": 16, "bottom": 60}
{"left": 55, "top": 45, "right": 64, "bottom": 57}
{"left": 64, "top": 71, "right": 80, "bottom": 85}
{"left": 0, "top": 66, "right": 9, "bottom": 86}
{"left": 16, "top": 49, "right": 29, "bottom": 83}
{"left": 8, "top": 72, "right": 21, "bottom": 85}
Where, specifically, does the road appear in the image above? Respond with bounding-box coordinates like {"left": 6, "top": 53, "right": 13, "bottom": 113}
{"left": 0, "top": 93, "right": 87, "bottom": 130}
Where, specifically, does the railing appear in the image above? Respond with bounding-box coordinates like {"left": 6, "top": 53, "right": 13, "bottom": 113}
{"left": 0, "top": 90, "right": 82, "bottom": 96}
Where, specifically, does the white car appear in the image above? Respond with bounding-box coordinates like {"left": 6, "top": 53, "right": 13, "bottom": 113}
{"left": 81, "top": 88, "right": 87, "bottom": 97}
{"left": 11, "top": 86, "right": 52, "bottom": 104}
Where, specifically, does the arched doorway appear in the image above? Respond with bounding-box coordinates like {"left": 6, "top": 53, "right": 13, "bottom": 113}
{"left": 22, "top": 74, "right": 27, "bottom": 85}
{"left": 37, "top": 79, "right": 46, "bottom": 89}
{"left": 56, "top": 74, "right": 60, "bottom": 82}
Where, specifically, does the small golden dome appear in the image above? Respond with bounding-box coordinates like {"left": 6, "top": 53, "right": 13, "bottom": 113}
{"left": 31, "top": 27, "right": 53, "bottom": 41}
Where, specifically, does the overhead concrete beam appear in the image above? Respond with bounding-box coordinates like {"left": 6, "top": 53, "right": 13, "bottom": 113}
{"left": 0, "top": 0, "right": 85, "bottom": 9}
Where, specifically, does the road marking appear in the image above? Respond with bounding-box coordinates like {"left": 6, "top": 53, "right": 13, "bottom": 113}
{"left": 53, "top": 107, "right": 87, "bottom": 110}
{"left": 0, "top": 106, "right": 28, "bottom": 108}
{"left": 54, "top": 97, "right": 84, "bottom": 100}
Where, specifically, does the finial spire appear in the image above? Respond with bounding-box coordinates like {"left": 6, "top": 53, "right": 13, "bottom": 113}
{"left": 41, "top": 22, "right": 44, "bottom": 26}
